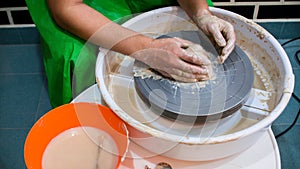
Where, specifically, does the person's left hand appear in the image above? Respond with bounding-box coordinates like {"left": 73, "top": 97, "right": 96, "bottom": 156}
{"left": 194, "top": 10, "right": 236, "bottom": 63}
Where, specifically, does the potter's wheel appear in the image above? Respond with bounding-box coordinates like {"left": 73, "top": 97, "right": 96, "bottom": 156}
{"left": 95, "top": 6, "right": 293, "bottom": 162}
{"left": 134, "top": 31, "right": 254, "bottom": 122}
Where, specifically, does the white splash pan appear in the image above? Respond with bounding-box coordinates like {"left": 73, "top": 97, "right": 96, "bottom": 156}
{"left": 95, "top": 7, "right": 294, "bottom": 161}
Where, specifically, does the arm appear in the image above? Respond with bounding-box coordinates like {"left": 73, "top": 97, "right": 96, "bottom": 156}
{"left": 47, "top": 0, "right": 151, "bottom": 55}
{"left": 47, "top": 0, "right": 211, "bottom": 82}
{"left": 177, "top": 0, "right": 210, "bottom": 18}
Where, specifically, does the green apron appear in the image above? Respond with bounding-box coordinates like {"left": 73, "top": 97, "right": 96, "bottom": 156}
{"left": 26, "top": 0, "right": 213, "bottom": 108}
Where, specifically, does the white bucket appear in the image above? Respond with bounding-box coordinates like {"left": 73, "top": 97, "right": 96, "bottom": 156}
{"left": 96, "top": 7, "right": 294, "bottom": 161}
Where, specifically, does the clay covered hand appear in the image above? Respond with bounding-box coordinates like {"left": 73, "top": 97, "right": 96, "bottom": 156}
{"left": 194, "top": 10, "right": 236, "bottom": 63}
{"left": 131, "top": 37, "right": 212, "bottom": 82}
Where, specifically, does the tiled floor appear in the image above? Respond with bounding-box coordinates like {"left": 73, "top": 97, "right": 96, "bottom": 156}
{"left": 0, "top": 32, "right": 299, "bottom": 169}
{"left": 0, "top": 44, "right": 52, "bottom": 169}
{"left": 272, "top": 38, "right": 300, "bottom": 169}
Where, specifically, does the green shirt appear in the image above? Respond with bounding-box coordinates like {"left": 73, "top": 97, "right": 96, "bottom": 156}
{"left": 26, "top": 0, "right": 213, "bottom": 107}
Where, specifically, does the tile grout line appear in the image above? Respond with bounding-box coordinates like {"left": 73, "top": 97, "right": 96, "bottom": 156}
{"left": 0, "top": 72, "right": 45, "bottom": 76}
{"left": 287, "top": 44, "right": 300, "bottom": 48}
{"left": 272, "top": 123, "right": 300, "bottom": 126}
{"left": 279, "top": 22, "right": 286, "bottom": 39}
{"left": 34, "top": 76, "right": 46, "bottom": 121}
{"left": 0, "top": 128, "right": 30, "bottom": 130}
{"left": 0, "top": 43, "right": 41, "bottom": 47}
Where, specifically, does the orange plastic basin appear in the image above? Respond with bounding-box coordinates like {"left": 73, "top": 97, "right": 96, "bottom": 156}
{"left": 24, "top": 102, "right": 129, "bottom": 169}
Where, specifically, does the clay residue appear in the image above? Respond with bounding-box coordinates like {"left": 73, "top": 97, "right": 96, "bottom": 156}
{"left": 235, "top": 31, "right": 280, "bottom": 111}
{"left": 139, "top": 19, "right": 198, "bottom": 38}
{"left": 133, "top": 61, "right": 216, "bottom": 89}
{"left": 133, "top": 63, "right": 163, "bottom": 81}
{"left": 236, "top": 31, "right": 278, "bottom": 92}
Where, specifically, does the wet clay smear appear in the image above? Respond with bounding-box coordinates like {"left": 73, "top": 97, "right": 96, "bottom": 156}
{"left": 133, "top": 63, "right": 211, "bottom": 89}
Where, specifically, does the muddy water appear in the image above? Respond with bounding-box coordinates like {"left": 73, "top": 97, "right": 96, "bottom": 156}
{"left": 224, "top": 117, "right": 258, "bottom": 135}
{"left": 235, "top": 32, "right": 278, "bottom": 111}
{"left": 42, "top": 127, "right": 119, "bottom": 169}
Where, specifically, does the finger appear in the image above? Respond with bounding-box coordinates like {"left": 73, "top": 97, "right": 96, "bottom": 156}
{"left": 135, "top": 47, "right": 207, "bottom": 76}
{"left": 173, "top": 37, "right": 193, "bottom": 48}
{"left": 165, "top": 46, "right": 206, "bottom": 73}
{"left": 171, "top": 74, "right": 198, "bottom": 83}
{"left": 157, "top": 70, "right": 172, "bottom": 78}
{"left": 208, "top": 24, "right": 226, "bottom": 47}
{"left": 171, "top": 44, "right": 211, "bottom": 68}
{"left": 157, "top": 69, "right": 198, "bottom": 82}
{"left": 219, "top": 32, "right": 235, "bottom": 63}
{"left": 157, "top": 65, "right": 211, "bottom": 82}
{"left": 171, "top": 67, "right": 209, "bottom": 79}
{"left": 177, "top": 59, "right": 209, "bottom": 75}
{"left": 170, "top": 71, "right": 210, "bottom": 82}
{"left": 162, "top": 68, "right": 197, "bottom": 82}
{"left": 219, "top": 42, "right": 235, "bottom": 63}
{"left": 161, "top": 69, "right": 209, "bottom": 83}
{"left": 195, "top": 74, "right": 211, "bottom": 80}
{"left": 185, "top": 51, "right": 211, "bottom": 66}
{"left": 180, "top": 46, "right": 212, "bottom": 66}
{"left": 183, "top": 52, "right": 211, "bottom": 66}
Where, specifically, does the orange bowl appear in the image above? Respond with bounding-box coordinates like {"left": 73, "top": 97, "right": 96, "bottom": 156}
{"left": 24, "top": 102, "right": 129, "bottom": 169}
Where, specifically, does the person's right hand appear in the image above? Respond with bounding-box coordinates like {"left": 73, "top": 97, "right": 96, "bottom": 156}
{"left": 131, "top": 37, "right": 212, "bottom": 82}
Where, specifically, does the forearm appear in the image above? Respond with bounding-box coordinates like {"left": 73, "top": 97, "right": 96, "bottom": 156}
{"left": 177, "top": 0, "right": 210, "bottom": 18}
{"left": 47, "top": 0, "right": 152, "bottom": 55}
